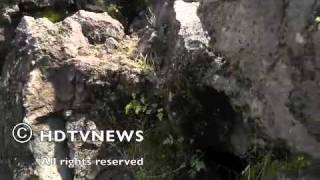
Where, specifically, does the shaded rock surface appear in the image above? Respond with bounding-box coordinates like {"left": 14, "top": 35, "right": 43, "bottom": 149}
{"left": 18, "top": 0, "right": 73, "bottom": 9}
{"left": 140, "top": 0, "right": 320, "bottom": 179}
{"left": 0, "top": 5, "right": 20, "bottom": 75}
{"left": 198, "top": 0, "right": 320, "bottom": 158}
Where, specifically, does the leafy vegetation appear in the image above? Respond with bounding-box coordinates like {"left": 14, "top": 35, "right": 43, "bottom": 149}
{"left": 120, "top": 93, "right": 209, "bottom": 179}
{"left": 242, "top": 140, "right": 311, "bottom": 180}
{"left": 188, "top": 155, "right": 206, "bottom": 178}
{"left": 124, "top": 93, "right": 185, "bottom": 179}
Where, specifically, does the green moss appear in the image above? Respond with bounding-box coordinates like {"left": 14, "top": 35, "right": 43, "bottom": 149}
{"left": 105, "top": 3, "right": 123, "bottom": 19}
{"left": 33, "top": 9, "right": 66, "bottom": 22}
{"left": 97, "top": 1, "right": 124, "bottom": 21}
{"left": 44, "top": 10, "right": 64, "bottom": 22}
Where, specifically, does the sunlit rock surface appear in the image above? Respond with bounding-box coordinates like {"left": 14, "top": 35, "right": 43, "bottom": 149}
{"left": 0, "top": 10, "right": 143, "bottom": 180}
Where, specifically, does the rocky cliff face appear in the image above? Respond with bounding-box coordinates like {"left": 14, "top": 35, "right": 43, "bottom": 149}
{"left": 198, "top": 0, "right": 320, "bottom": 159}
{"left": 1, "top": 0, "right": 320, "bottom": 180}
{"left": 143, "top": 0, "right": 320, "bottom": 179}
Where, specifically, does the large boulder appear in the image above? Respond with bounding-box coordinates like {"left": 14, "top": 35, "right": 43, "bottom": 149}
{"left": 198, "top": 0, "right": 320, "bottom": 158}
{"left": 0, "top": 10, "right": 145, "bottom": 180}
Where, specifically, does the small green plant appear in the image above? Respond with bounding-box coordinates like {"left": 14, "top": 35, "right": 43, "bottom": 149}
{"left": 136, "top": 54, "right": 154, "bottom": 73}
{"left": 124, "top": 93, "right": 167, "bottom": 127}
{"left": 189, "top": 155, "right": 206, "bottom": 178}
{"left": 125, "top": 93, "right": 148, "bottom": 115}
{"left": 242, "top": 146, "right": 311, "bottom": 180}
{"left": 123, "top": 93, "right": 191, "bottom": 179}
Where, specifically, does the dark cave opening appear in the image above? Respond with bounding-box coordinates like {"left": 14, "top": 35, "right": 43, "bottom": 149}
{"left": 182, "top": 86, "right": 247, "bottom": 180}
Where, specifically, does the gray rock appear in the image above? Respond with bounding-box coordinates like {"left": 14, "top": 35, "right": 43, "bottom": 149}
{"left": 69, "top": 10, "right": 125, "bottom": 44}
{"left": 152, "top": 0, "right": 320, "bottom": 159}
{"left": 1, "top": 0, "right": 320, "bottom": 179}
{"left": 198, "top": 0, "right": 320, "bottom": 159}
{"left": 0, "top": 10, "right": 143, "bottom": 179}
{"left": 174, "top": 0, "right": 210, "bottom": 50}
{"left": 145, "top": 0, "right": 320, "bottom": 179}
